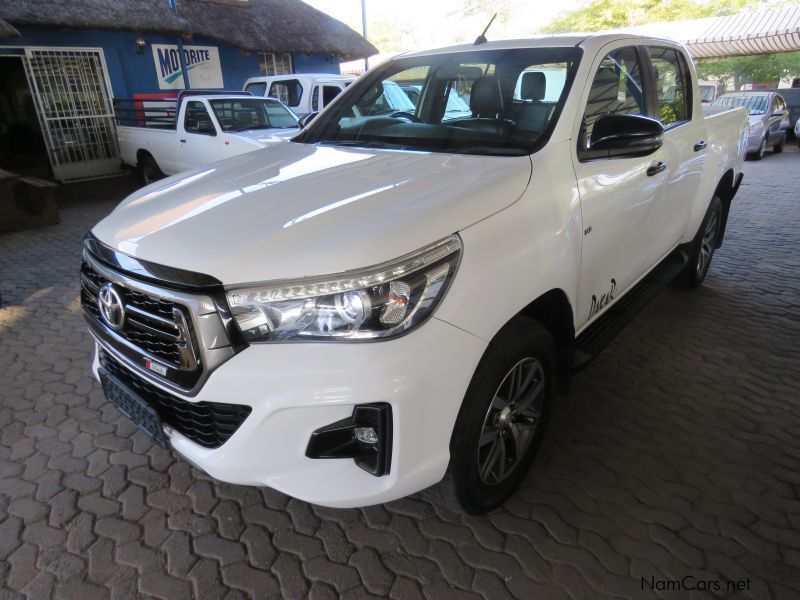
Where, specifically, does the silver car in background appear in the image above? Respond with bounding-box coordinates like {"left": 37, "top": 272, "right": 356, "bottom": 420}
{"left": 712, "top": 91, "right": 790, "bottom": 160}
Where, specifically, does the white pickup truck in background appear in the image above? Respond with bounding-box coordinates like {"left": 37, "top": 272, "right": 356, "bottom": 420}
{"left": 114, "top": 91, "right": 299, "bottom": 183}
{"left": 244, "top": 73, "right": 356, "bottom": 117}
{"left": 86, "top": 34, "right": 747, "bottom": 514}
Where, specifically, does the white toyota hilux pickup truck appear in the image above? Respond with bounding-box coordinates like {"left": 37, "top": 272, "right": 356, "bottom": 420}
{"left": 114, "top": 91, "right": 299, "bottom": 184}
{"left": 83, "top": 34, "right": 747, "bottom": 514}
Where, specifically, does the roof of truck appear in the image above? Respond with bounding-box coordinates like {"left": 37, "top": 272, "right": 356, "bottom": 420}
{"left": 397, "top": 32, "right": 681, "bottom": 58}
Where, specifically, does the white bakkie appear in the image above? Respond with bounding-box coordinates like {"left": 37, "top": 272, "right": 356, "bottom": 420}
{"left": 115, "top": 92, "right": 299, "bottom": 184}
{"left": 84, "top": 34, "right": 747, "bottom": 514}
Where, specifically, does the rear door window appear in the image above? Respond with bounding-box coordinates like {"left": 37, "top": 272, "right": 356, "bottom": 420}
{"left": 648, "top": 47, "right": 691, "bottom": 127}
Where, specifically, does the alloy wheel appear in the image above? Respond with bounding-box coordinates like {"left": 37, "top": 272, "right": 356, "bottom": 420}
{"left": 477, "top": 357, "right": 545, "bottom": 485}
{"left": 697, "top": 211, "right": 719, "bottom": 275}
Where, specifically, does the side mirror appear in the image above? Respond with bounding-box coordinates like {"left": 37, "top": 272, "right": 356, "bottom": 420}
{"left": 772, "top": 109, "right": 787, "bottom": 117}
{"left": 298, "top": 112, "right": 319, "bottom": 129}
{"left": 580, "top": 114, "right": 664, "bottom": 161}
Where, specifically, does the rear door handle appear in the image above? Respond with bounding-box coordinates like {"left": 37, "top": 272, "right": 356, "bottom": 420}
{"left": 646, "top": 161, "right": 667, "bottom": 176}
{"left": 180, "top": 139, "right": 187, "bottom": 143}
{"left": 694, "top": 140, "right": 707, "bottom": 152}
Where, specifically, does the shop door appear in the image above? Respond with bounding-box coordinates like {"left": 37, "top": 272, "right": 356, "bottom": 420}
{"left": 23, "top": 48, "right": 121, "bottom": 182}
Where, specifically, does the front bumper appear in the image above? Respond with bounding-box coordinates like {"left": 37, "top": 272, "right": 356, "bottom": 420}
{"left": 92, "top": 317, "right": 485, "bottom": 508}
{"left": 746, "top": 130, "right": 765, "bottom": 152}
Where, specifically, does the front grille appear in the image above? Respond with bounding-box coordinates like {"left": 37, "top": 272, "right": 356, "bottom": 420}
{"left": 80, "top": 260, "right": 194, "bottom": 368}
{"left": 100, "top": 350, "right": 251, "bottom": 448}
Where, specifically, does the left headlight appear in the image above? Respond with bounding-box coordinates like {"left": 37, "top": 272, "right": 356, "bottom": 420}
{"left": 226, "top": 234, "right": 462, "bottom": 342}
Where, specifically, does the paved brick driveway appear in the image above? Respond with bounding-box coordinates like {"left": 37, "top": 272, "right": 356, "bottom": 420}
{"left": 1, "top": 147, "right": 799, "bottom": 600}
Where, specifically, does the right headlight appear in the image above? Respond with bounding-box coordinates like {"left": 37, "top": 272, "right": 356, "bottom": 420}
{"left": 226, "top": 234, "right": 462, "bottom": 342}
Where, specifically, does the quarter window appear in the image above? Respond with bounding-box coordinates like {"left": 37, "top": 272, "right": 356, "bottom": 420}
{"left": 649, "top": 47, "right": 691, "bottom": 127}
{"left": 269, "top": 79, "right": 303, "bottom": 107}
{"left": 581, "top": 47, "right": 647, "bottom": 148}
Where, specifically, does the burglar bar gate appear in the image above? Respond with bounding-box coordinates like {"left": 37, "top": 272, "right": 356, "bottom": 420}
{"left": 23, "top": 48, "right": 121, "bottom": 182}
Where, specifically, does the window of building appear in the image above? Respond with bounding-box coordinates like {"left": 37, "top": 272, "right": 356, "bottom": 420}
{"left": 581, "top": 46, "right": 647, "bottom": 147}
{"left": 268, "top": 79, "right": 303, "bottom": 107}
{"left": 649, "top": 47, "right": 691, "bottom": 127}
{"left": 260, "top": 53, "right": 292, "bottom": 76}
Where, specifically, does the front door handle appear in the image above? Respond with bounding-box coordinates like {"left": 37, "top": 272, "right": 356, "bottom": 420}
{"left": 179, "top": 139, "right": 187, "bottom": 143}
{"left": 646, "top": 161, "right": 667, "bottom": 176}
{"left": 694, "top": 140, "right": 707, "bottom": 152}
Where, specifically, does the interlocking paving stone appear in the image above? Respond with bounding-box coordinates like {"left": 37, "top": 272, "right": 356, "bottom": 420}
{"left": 1, "top": 147, "right": 799, "bottom": 598}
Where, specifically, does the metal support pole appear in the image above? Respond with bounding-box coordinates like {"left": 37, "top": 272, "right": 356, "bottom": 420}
{"left": 361, "top": 0, "right": 368, "bottom": 72}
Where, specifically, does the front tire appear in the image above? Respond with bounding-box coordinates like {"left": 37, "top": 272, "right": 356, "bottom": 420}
{"left": 773, "top": 132, "right": 785, "bottom": 153}
{"left": 674, "top": 196, "right": 722, "bottom": 289}
{"left": 139, "top": 154, "right": 164, "bottom": 185}
{"left": 752, "top": 137, "right": 767, "bottom": 161}
{"left": 444, "top": 317, "right": 556, "bottom": 514}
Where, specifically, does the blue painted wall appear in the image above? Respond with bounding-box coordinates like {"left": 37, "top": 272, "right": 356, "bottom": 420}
{"left": 4, "top": 26, "right": 341, "bottom": 98}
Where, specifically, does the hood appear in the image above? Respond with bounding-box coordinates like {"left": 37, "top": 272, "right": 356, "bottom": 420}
{"left": 92, "top": 142, "right": 532, "bottom": 285}
{"left": 230, "top": 128, "right": 298, "bottom": 146}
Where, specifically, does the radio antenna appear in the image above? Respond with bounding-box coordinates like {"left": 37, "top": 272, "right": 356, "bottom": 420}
{"left": 474, "top": 14, "right": 497, "bottom": 45}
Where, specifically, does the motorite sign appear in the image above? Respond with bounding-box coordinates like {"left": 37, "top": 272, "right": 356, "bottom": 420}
{"left": 152, "top": 44, "right": 224, "bottom": 90}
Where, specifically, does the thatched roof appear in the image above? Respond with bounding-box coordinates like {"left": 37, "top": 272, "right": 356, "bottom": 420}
{"left": 0, "top": 0, "right": 378, "bottom": 60}
{"left": 0, "top": 16, "right": 20, "bottom": 38}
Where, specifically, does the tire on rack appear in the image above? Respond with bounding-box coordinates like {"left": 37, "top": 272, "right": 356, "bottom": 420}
{"left": 139, "top": 154, "right": 164, "bottom": 185}
{"left": 673, "top": 195, "right": 723, "bottom": 290}
{"left": 439, "top": 316, "right": 556, "bottom": 515}
{"left": 773, "top": 132, "right": 785, "bottom": 153}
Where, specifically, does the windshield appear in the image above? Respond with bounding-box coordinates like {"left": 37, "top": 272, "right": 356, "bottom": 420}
{"left": 209, "top": 98, "right": 299, "bottom": 131}
{"left": 712, "top": 94, "right": 769, "bottom": 115}
{"left": 295, "top": 47, "right": 581, "bottom": 156}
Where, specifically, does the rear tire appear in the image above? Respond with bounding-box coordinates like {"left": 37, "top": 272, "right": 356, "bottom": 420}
{"left": 674, "top": 196, "right": 722, "bottom": 289}
{"left": 139, "top": 154, "right": 164, "bottom": 185}
{"left": 442, "top": 317, "right": 556, "bottom": 514}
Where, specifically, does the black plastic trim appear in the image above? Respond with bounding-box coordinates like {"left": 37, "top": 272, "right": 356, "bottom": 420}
{"left": 84, "top": 233, "right": 222, "bottom": 291}
{"left": 306, "top": 403, "right": 393, "bottom": 477}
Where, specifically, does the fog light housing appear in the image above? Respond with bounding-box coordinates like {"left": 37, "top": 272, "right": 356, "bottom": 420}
{"left": 305, "top": 403, "right": 393, "bottom": 476}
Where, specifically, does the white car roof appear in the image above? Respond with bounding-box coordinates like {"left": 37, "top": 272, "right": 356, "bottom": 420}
{"left": 396, "top": 32, "right": 680, "bottom": 58}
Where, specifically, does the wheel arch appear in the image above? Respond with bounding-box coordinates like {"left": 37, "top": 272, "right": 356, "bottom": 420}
{"left": 515, "top": 289, "right": 575, "bottom": 393}
{"left": 136, "top": 148, "right": 155, "bottom": 166}
{"left": 713, "top": 168, "right": 741, "bottom": 248}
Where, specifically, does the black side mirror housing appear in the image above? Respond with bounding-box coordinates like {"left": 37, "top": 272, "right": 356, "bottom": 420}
{"left": 579, "top": 114, "right": 664, "bottom": 161}
{"left": 298, "top": 111, "right": 319, "bottom": 129}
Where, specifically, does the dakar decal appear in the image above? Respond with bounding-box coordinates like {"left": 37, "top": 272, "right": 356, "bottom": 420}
{"left": 589, "top": 278, "right": 617, "bottom": 318}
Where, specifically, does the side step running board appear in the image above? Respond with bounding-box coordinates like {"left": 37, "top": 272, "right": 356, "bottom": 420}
{"left": 573, "top": 250, "right": 688, "bottom": 370}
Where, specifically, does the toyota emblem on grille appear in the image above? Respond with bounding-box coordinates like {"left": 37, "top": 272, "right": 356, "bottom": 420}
{"left": 98, "top": 284, "right": 125, "bottom": 330}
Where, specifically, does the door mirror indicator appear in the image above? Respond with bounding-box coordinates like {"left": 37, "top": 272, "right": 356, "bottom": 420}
{"left": 579, "top": 114, "right": 664, "bottom": 161}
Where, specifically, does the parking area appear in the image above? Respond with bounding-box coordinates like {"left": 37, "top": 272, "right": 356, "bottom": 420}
{"left": 1, "top": 146, "right": 799, "bottom": 599}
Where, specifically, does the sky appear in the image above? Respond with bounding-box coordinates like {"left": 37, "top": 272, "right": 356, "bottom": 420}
{"left": 303, "top": 0, "right": 586, "bottom": 58}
